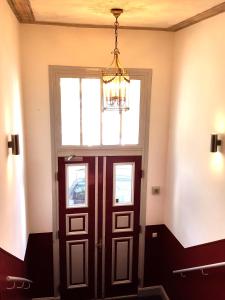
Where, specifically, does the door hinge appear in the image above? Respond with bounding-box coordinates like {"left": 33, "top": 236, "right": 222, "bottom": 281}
{"left": 56, "top": 171, "right": 59, "bottom": 181}
{"left": 140, "top": 169, "right": 144, "bottom": 178}
{"left": 56, "top": 230, "right": 60, "bottom": 239}
{"left": 138, "top": 277, "right": 141, "bottom": 285}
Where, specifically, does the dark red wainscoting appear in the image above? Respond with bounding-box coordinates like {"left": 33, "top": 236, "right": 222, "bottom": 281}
{"left": 0, "top": 247, "right": 30, "bottom": 300}
{"left": 144, "top": 225, "right": 225, "bottom": 300}
{"left": 25, "top": 232, "right": 54, "bottom": 298}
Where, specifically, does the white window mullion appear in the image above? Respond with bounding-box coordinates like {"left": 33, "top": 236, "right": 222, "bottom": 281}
{"left": 100, "top": 80, "right": 103, "bottom": 146}
{"left": 119, "top": 111, "right": 122, "bottom": 145}
{"left": 80, "top": 78, "right": 83, "bottom": 145}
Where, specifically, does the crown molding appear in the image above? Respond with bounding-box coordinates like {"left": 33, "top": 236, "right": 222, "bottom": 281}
{"left": 22, "top": 20, "right": 170, "bottom": 31}
{"left": 7, "top": 0, "right": 225, "bottom": 32}
{"left": 168, "top": 1, "right": 225, "bottom": 31}
{"left": 7, "top": 0, "right": 34, "bottom": 22}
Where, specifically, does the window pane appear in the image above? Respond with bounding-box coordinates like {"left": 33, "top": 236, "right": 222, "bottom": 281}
{"left": 113, "top": 163, "right": 134, "bottom": 206}
{"left": 82, "top": 79, "right": 101, "bottom": 146}
{"left": 102, "top": 111, "right": 120, "bottom": 145}
{"left": 60, "top": 77, "right": 141, "bottom": 147}
{"left": 121, "top": 80, "right": 141, "bottom": 145}
{"left": 60, "top": 78, "right": 80, "bottom": 145}
{"left": 66, "top": 164, "right": 88, "bottom": 208}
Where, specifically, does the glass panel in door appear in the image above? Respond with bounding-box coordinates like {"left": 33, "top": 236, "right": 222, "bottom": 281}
{"left": 113, "top": 163, "right": 134, "bottom": 206}
{"left": 66, "top": 164, "right": 88, "bottom": 208}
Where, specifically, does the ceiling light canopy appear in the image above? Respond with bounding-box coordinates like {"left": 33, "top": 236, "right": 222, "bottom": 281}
{"left": 102, "top": 8, "right": 130, "bottom": 111}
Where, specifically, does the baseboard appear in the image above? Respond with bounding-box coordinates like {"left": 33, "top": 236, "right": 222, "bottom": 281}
{"left": 103, "top": 295, "right": 137, "bottom": 299}
{"left": 32, "top": 298, "right": 60, "bottom": 300}
{"left": 138, "top": 285, "right": 170, "bottom": 300}
{"left": 159, "top": 285, "right": 170, "bottom": 300}
{"left": 33, "top": 297, "right": 136, "bottom": 300}
{"left": 32, "top": 287, "right": 169, "bottom": 300}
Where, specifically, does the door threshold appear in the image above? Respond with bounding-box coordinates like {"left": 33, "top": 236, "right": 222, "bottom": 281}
{"left": 99, "top": 295, "right": 137, "bottom": 299}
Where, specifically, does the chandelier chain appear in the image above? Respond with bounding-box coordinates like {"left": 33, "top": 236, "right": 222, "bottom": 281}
{"left": 102, "top": 8, "right": 130, "bottom": 111}
{"left": 114, "top": 17, "right": 120, "bottom": 54}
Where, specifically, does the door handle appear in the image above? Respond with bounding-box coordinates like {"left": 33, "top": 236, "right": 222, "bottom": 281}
{"left": 96, "top": 239, "right": 102, "bottom": 249}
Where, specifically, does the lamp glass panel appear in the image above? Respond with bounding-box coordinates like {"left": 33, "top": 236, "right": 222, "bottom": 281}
{"left": 60, "top": 78, "right": 80, "bottom": 145}
{"left": 102, "top": 110, "right": 120, "bottom": 145}
{"left": 82, "top": 79, "right": 101, "bottom": 146}
{"left": 121, "top": 80, "right": 141, "bottom": 145}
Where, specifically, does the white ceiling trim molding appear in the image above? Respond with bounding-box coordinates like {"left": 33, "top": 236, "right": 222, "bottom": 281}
{"left": 7, "top": 0, "right": 225, "bottom": 32}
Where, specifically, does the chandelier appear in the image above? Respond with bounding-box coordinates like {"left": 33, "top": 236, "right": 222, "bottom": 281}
{"left": 102, "top": 8, "right": 130, "bottom": 111}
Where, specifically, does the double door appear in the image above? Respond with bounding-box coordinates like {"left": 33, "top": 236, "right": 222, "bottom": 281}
{"left": 58, "top": 156, "right": 142, "bottom": 299}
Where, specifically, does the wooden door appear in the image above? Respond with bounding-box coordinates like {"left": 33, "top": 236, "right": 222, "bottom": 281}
{"left": 104, "top": 156, "right": 142, "bottom": 298}
{"left": 58, "top": 156, "right": 95, "bottom": 300}
{"left": 58, "top": 156, "right": 142, "bottom": 299}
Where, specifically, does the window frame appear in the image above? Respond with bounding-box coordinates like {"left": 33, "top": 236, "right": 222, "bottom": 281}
{"left": 49, "top": 66, "right": 151, "bottom": 156}
{"left": 49, "top": 65, "right": 152, "bottom": 293}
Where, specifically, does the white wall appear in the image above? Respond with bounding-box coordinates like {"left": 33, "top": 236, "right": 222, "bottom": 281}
{"left": 0, "top": 0, "right": 28, "bottom": 259}
{"left": 165, "top": 13, "right": 225, "bottom": 247}
{"left": 20, "top": 24, "right": 174, "bottom": 232}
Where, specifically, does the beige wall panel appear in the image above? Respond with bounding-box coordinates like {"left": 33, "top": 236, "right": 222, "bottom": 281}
{"left": 165, "top": 13, "right": 225, "bottom": 247}
{"left": 20, "top": 24, "right": 174, "bottom": 232}
{"left": 0, "top": 0, "right": 28, "bottom": 259}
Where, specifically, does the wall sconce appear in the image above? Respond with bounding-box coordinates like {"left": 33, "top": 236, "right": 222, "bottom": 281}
{"left": 210, "top": 134, "right": 222, "bottom": 152}
{"left": 8, "top": 134, "right": 20, "bottom": 155}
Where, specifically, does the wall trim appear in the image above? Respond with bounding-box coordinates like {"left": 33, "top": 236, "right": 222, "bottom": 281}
{"left": 32, "top": 298, "right": 60, "bottom": 300}
{"left": 0, "top": 246, "right": 24, "bottom": 262}
{"left": 145, "top": 224, "right": 225, "bottom": 249}
{"left": 7, "top": 0, "right": 35, "bottom": 22}
{"left": 32, "top": 287, "right": 170, "bottom": 300}
{"left": 168, "top": 2, "right": 225, "bottom": 31}
{"left": 138, "top": 285, "right": 170, "bottom": 300}
{"left": 104, "top": 295, "right": 137, "bottom": 299}
{"left": 160, "top": 285, "right": 170, "bottom": 300}
{"left": 7, "top": 0, "right": 225, "bottom": 32}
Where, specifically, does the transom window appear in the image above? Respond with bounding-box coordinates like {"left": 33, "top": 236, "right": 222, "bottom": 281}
{"left": 50, "top": 66, "right": 151, "bottom": 151}
{"left": 60, "top": 78, "right": 141, "bottom": 146}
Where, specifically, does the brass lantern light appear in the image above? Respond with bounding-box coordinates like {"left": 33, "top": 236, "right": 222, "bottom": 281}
{"left": 102, "top": 8, "right": 130, "bottom": 111}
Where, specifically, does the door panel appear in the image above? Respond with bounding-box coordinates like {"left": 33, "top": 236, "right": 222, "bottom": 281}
{"left": 66, "top": 239, "right": 88, "bottom": 288}
{"left": 58, "top": 156, "right": 95, "bottom": 300}
{"left": 112, "top": 237, "right": 133, "bottom": 283}
{"left": 58, "top": 156, "right": 141, "bottom": 299}
{"left": 105, "top": 156, "right": 142, "bottom": 297}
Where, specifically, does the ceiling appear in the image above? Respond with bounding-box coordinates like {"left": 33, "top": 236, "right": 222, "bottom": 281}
{"left": 8, "top": 0, "right": 225, "bottom": 31}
